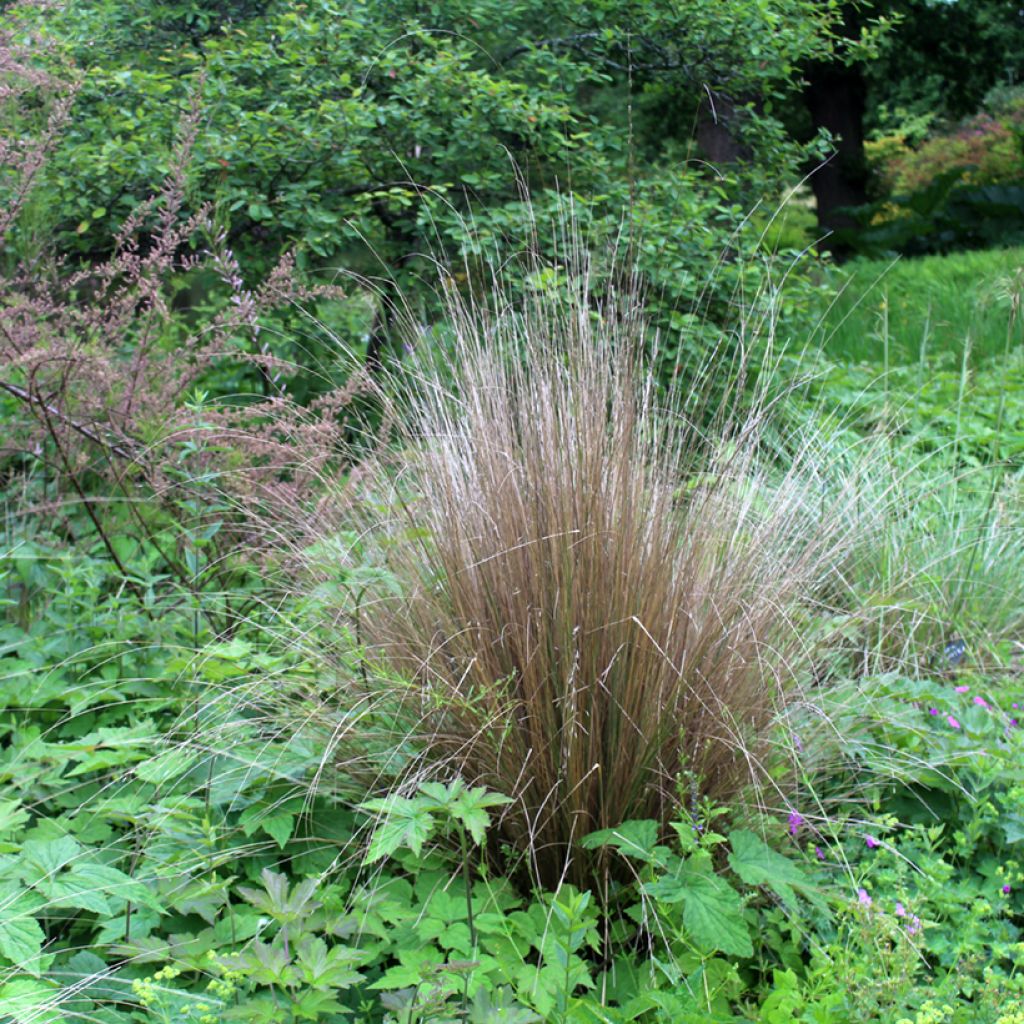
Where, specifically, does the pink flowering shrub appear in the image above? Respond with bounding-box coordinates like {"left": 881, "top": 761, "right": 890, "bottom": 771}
{"left": 0, "top": 23, "right": 376, "bottom": 608}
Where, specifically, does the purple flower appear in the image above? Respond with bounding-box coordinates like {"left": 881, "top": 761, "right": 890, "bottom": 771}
{"left": 865, "top": 835, "right": 880, "bottom": 849}
{"left": 1012, "top": 719, "right": 1019, "bottom": 728}
{"left": 858, "top": 888, "right": 872, "bottom": 908}
{"left": 973, "top": 696, "right": 988, "bottom": 708}
{"left": 1013, "top": 703, "right": 1019, "bottom": 710}
{"left": 793, "top": 734, "right": 803, "bottom": 753}
{"left": 928, "top": 707, "right": 939, "bottom": 716}
{"left": 1003, "top": 884, "right": 1012, "bottom": 895}
{"left": 815, "top": 846, "right": 826, "bottom": 861}
{"left": 906, "top": 915, "right": 922, "bottom": 936}
{"left": 895, "top": 901, "right": 906, "bottom": 917}
{"left": 947, "top": 715, "right": 961, "bottom": 729}
{"left": 788, "top": 811, "right": 804, "bottom": 836}
{"left": 955, "top": 685, "right": 970, "bottom": 694}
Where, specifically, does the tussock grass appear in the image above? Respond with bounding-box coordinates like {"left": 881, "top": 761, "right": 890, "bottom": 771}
{"left": 316, "top": 261, "right": 876, "bottom": 888}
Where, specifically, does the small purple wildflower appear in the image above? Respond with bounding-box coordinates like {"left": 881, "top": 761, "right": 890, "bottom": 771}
{"left": 1003, "top": 884, "right": 1012, "bottom": 895}
{"left": 973, "top": 695, "right": 988, "bottom": 708}
{"left": 906, "top": 915, "right": 922, "bottom": 936}
{"left": 865, "top": 835, "right": 880, "bottom": 849}
{"left": 895, "top": 901, "right": 906, "bottom": 917}
{"left": 788, "top": 811, "right": 804, "bottom": 836}
{"left": 947, "top": 714, "right": 961, "bottom": 729}
{"left": 928, "top": 707, "right": 939, "bottom": 716}
{"left": 793, "top": 734, "right": 803, "bottom": 753}
{"left": 858, "top": 888, "right": 872, "bottom": 908}
{"left": 1013, "top": 703, "right": 1020, "bottom": 709}
{"left": 955, "top": 685, "right": 970, "bottom": 694}
{"left": 815, "top": 846, "right": 826, "bottom": 861}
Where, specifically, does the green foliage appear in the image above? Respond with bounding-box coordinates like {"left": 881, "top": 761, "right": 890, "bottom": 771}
{"left": 810, "top": 245, "right": 1024, "bottom": 365}
{"left": 4, "top": 0, "right": 849, "bottom": 384}
{"left": 6, "top": 1, "right": 1024, "bottom": 1009}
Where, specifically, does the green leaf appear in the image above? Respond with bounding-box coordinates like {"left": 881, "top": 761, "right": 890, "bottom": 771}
{"left": 0, "top": 977, "right": 63, "bottom": 1023}
{"left": 295, "top": 936, "right": 365, "bottom": 990}
{"left": 727, "top": 830, "right": 812, "bottom": 908}
{"left": 643, "top": 855, "right": 752, "bottom": 958}
{"left": 0, "top": 799, "right": 29, "bottom": 835}
{"left": 237, "top": 870, "right": 320, "bottom": 923}
{"left": 20, "top": 836, "right": 81, "bottom": 885}
{"left": 680, "top": 871, "right": 751, "bottom": 958}
{"left": 448, "top": 786, "right": 511, "bottom": 846}
{"left": 359, "top": 797, "right": 436, "bottom": 863}
{"left": 292, "top": 989, "right": 348, "bottom": 1020}
{"left": 0, "top": 888, "right": 46, "bottom": 974}
{"left": 1001, "top": 813, "right": 1024, "bottom": 845}
{"left": 262, "top": 814, "right": 296, "bottom": 849}
{"left": 57, "top": 863, "right": 159, "bottom": 913}
{"left": 580, "top": 820, "right": 661, "bottom": 863}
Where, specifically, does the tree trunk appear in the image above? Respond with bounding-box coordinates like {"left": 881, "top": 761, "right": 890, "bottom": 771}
{"left": 805, "top": 65, "right": 868, "bottom": 250}
{"left": 696, "top": 92, "right": 751, "bottom": 167}
{"left": 803, "top": 7, "right": 869, "bottom": 257}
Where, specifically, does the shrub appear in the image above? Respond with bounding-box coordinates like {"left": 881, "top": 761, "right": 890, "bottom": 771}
{"left": 0, "top": 27, "right": 376, "bottom": 614}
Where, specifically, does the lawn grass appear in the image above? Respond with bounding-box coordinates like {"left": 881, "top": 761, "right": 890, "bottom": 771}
{"left": 813, "top": 245, "right": 1024, "bottom": 365}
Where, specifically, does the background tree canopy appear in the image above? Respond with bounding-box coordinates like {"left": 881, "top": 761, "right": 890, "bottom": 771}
{"left": 8, "top": 0, "right": 860, "bottom": 378}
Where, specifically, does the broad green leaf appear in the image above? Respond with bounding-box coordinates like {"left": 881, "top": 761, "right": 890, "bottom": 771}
{"left": 0, "top": 888, "right": 46, "bottom": 974}
{"left": 292, "top": 989, "right": 348, "bottom": 1020}
{"left": 262, "top": 814, "right": 296, "bottom": 850}
{"left": 360, "top": 797, "right": 436, "bottom": 863}
{"left": 134, "top": 748, "right": 200, "bottom": 784}
{"left": 0, "top": 977, "right": 63, "bottom": 1023}
{"left": 295, "top": 936, "right": 366, "bottom": 990}
{"left": 1001, "top": 813, "right": 1024, "bottom": 845}
{"left": 679, "top": 871, "right": 752, "bottom": 958}
{"left": 20, "top": 836, "right": 82, "bottom": 885}
{"left": 643, "top": 855, "right": 752, "bottom": 958}
{"left": 58, "top": 863, "right": 159, "bottom": 913}
{"left": 728, "top": 830, "right": 817, "bottom": 910}
{"left": 0, "top": 800, "right": 29, "bottom": 835}
{"left": 580, "top": 820, "right": 661, "bottom": 864}
{"left": 449, "top": 786, "right": 512, "bottom": 846}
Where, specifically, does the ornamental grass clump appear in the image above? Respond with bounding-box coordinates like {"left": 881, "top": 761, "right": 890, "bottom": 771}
{"left": 347, "top": 267, "right": 862, "bottom": 888}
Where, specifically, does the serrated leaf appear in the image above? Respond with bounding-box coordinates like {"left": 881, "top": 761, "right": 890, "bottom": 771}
{"left": 295, "top": 936, "right": 365, "bottom": 990}
{"left": 262, "top": 814, "right": 295, "bottom": 849}
{"left": 580, "top": 820, "right": 660, "bottom": 863}
{"left": 727, "top": 830, "right": 814, "bottom": 909}
{"left": 0, "top": 799, "right": 29, "bottom": 835}
{"left": 360, "top": 798, "right": 435, "bottom": 863}
{"left": 20, "top": 836, "right": 81, "bottom": 885}
{"left": 449, "top": 787, "right": 510, "bottom": 846}
{"left": 680, "top": 871, "right": 751, "bottom": 958}
{"left": 292, "top": 989, "right": 348, "bottom": 1020}
{"left": 643, "top": 855, "right": 751, "bottom": 958}
{"left": 1001, "top": 813, "right": 1024, "bottom": 845}
{"left": 0, "top": 888, "right": 46, "bottom": 974}
{"left": 238, "top": 869, "right": 320, "bottom": 922}
{"left": 134, "top": 748, "right": 200, "bottom": 784}
{"left": 54, "top": 863, "right": 159, "bottom": 914}
{"left": 0, "top": 977, "right": 63, "bottom": 1023}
